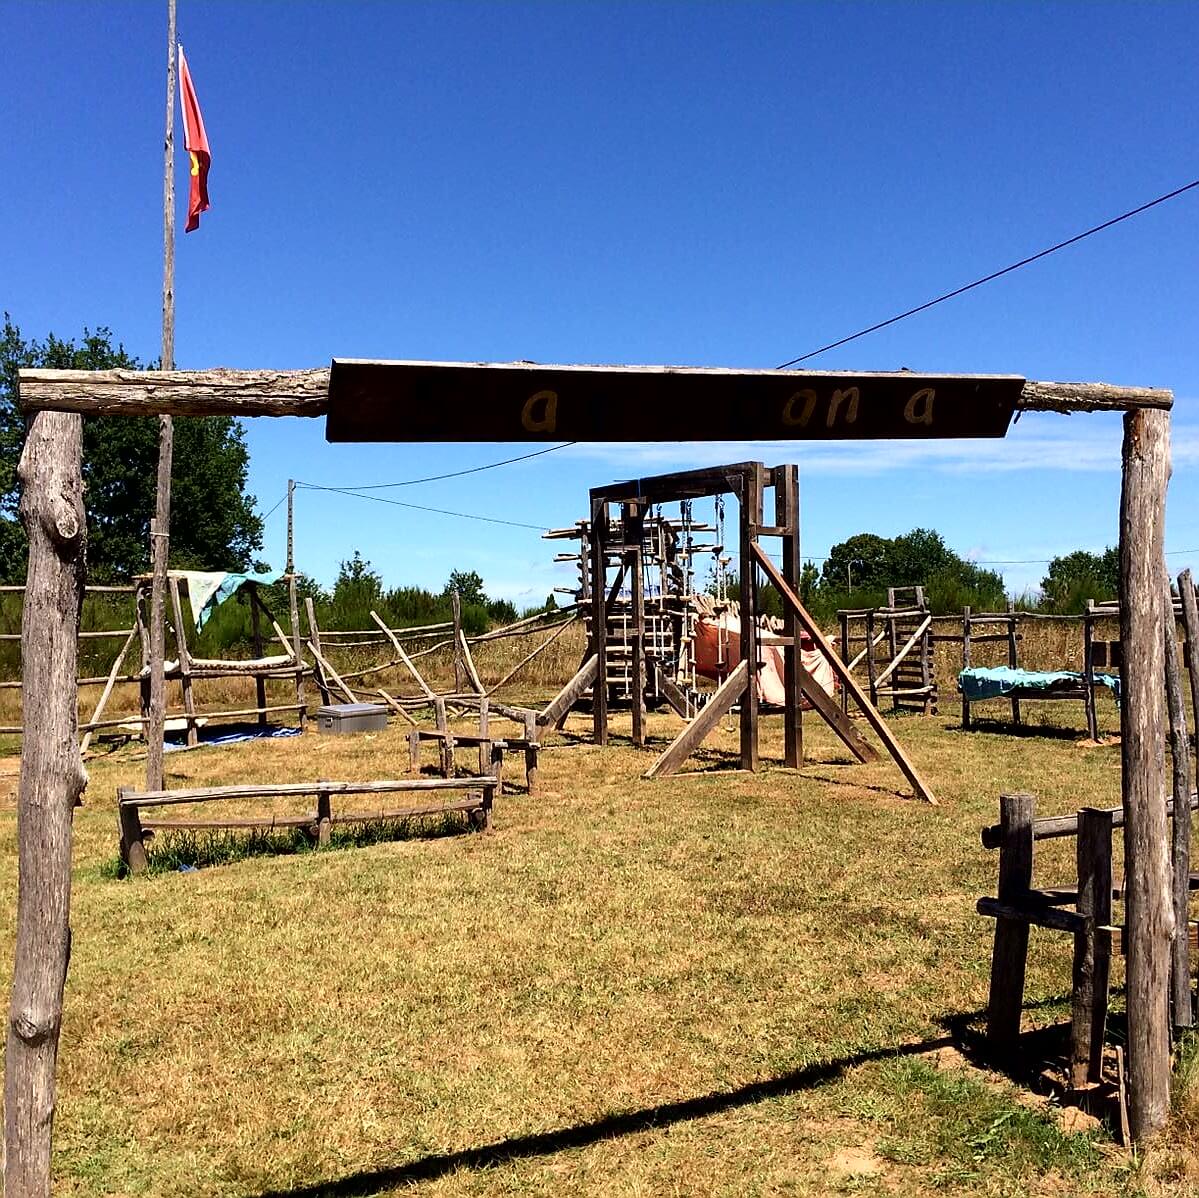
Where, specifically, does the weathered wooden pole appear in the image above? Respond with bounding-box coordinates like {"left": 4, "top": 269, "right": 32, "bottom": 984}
{"left": 1169, "top": 570, "right": 1196, "bottom": 1028}
{"left": 1119, "top": 406, "right": 1173, "bottom": 1140}
{"left": 286, "top": 480, "right": 306, "bottom": 730}
{"left": 4, "top": 412, "right": 88, "bottom": 1196}
{"left": 147, "top": 0, "right": 177, "bottom": 791}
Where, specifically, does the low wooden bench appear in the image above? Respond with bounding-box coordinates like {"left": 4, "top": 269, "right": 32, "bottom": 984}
{"left": 408, "top": 697, "right": 541, "bottom": 794}
{"left": 117, "top": 776, "right": 497, "bottom": 874}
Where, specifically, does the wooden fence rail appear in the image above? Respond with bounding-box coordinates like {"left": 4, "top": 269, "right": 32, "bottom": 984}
{"left": 117, "top": 775, "right": 498, "bottom": 873}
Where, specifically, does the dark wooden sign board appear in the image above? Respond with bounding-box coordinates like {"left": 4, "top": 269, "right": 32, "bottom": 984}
{"left": 325, "top": 359, "right": 1025, "bottom": 442}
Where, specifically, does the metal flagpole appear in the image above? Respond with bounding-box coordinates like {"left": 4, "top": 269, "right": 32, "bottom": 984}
{"left": 147, "top": 0, "right": 177, "bottom": 790}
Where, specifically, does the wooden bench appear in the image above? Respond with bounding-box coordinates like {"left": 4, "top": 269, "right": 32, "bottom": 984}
{"left": 408, "top": 696, "right": 541, "bottom": 794}
{"left": 117, "top": 776, "right": 497, "bottom": 874}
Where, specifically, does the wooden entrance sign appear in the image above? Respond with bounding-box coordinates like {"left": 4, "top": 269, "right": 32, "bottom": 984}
{"left": 326, "top": 360, "right": 1025, "bottom": 442}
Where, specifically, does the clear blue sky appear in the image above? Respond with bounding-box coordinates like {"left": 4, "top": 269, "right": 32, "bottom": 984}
{"left": 4, "top": 1, "right": 1197, "bottom": 602}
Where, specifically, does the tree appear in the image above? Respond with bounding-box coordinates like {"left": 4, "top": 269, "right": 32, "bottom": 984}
{"left": 0, "top": 316, "right": 263, "bottom": 581}
{"left": 1041, "top": 547, "right": 1119, "bottom": 611}
{"left": 444, "top": 569, "right": 486, "bottom": 606}
{"left": 820, "top": 533, "right": 890, "bottom": 591}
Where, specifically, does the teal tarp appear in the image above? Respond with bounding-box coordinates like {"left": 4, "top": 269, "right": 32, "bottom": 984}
{"left": 176, "top": 570, "right": 284, "bottom": 631}
{"left": 957, "top": 666, "right": 1121, "bottom": 704}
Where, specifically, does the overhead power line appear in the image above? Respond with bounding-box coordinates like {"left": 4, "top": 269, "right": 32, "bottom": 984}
{"left": 295, "top": 481, "right": 548, "bottom": 532}
{"left": 777, "top": 176, "right": 1199, "bottom": 369}
{"left": 310, "top": 442, "right": 576, "bottom": 493}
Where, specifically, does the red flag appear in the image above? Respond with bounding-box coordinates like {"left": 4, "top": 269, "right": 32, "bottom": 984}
{"left": 178, "top": 45, "right": 211, "bottom": 232}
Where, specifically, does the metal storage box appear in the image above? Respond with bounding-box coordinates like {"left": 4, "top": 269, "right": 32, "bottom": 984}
{"left": 315, "top": 702, "right": 388, "bottom": 734}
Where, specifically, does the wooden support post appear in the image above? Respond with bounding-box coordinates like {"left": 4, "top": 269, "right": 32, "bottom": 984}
{"left": 590, "top": 498, "right": 608, "bottom": 746}
{"left": 408, "top": 727, "right": 420, "bottom": 773}
{"left": 1163, "top": 576, "right": 1193, "bottom": 1031}
{"left": 738, "top": 471, "right": 760, "bottom": 772}
{"left": 626, "top": 503, "right": 647, "bottom": 748}
{"left": 918, "top": 587, "right": 934, "bottom": 715}
{"left": 1119, "top": 406, "right": 1172, "bottom": 1141}
{"left": 490, "top": 740, "right": 505, "bottom": 797}
{"left": 451, "top": 589, "right": 465, "bottom": 694}
{"left": 865, "top": 609, "right": 878, "bottom": 709}
{"left": 435, "top": 697, "right": 453, "bottom": 777}
{"left": 775, "top": 464, "right": 802, "bottom": 767}
{"left": 316, "top": 788, "right": 332, "bottom": 847}
{"left": 986, "top": 792, "right": 1035, "bottom": 1056}
{"left": 1071, "top": 807, "right": 1115, "bottom": 1086}
{"left": 839, "top": 609, "right": 851, "bottom": 717}
{"left": 5, "top": 410, "right": 87, "bottom": 1197}
{"left": 117, "top": 788, "right": 147, "bottom": 875}
{"left": 962, "top": 606, "right": 972, "bottom": 729}
{"left": 1083, "top": 600, "right": 1099, "bottom": 740}
{"left": 1177, "top": 569, "right": 1199, "bottom": 1028}
{"left": 146, "top": 515, "right": 170, "bottom": 788}
{"left": 523, "top": 710, "right": 539, "bottom": 795}
{"left": 248, "top": 585, "right": 268, "bottom": 729}
{"left": 168, "top": 575, "right": 198, "bottom": 745}
{"left": 477, "top": 696, "right": 490, "bottom": 774}
{"left": 1007, "top": 606, "right": 1022, "bottom": 726}
{"left": 305, "top": 596, "right": 331, "bottom": 706}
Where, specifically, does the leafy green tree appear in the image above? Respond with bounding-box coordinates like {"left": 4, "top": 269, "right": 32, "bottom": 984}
{"left": 820, "top": 532, "right": 890, "bottom": 591}
{"left": 0, "top": 316, "right": 262, "bottom": 581}
{"left": 445, "top": 569, "right": 486, "bottom": 606}
{"left": 1041, "top": 547, "right": 1119, "bottom": 612}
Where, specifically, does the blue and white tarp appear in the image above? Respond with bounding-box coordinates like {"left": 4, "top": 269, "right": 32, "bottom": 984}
{"left": 957, "top": 666, "right": 1121, "bottom": 705}
{"left": 173, "top": 570, "right": 284, "bottom": 631}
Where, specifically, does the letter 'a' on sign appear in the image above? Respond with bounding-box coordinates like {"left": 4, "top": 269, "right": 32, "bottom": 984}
{"left": 522, "top": 390, "right": 558, "bottom": 433}
{"left": 325, "top": 360, "right": 1025, "bottom": 443}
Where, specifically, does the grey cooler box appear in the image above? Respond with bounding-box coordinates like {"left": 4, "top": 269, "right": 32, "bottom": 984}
{"left": 315, "top": 702, "right": 389, "bottom": 734}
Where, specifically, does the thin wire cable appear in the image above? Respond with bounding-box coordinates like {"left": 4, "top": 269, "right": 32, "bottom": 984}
{"left": 261, "top": 493, "right": 287, "bottom": 520}
{"left": 296, "top": 482, "right": 548, "bottom": 532}
{"left": 777, "top": 177, "right": 1199, "bottom": 369}
{"left": 304, "top": 442, "right": 576, "bottom": 492}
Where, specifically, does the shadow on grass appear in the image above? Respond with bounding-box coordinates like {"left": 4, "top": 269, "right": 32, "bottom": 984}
{"left": 254, "top": 1033, "right": 959, "bottom": 1197}
{"left": 951, "top": 719, "right": 1094, "bottom": 743}
{"left": 114, "top": 814, "right": 476, "bottom": 878}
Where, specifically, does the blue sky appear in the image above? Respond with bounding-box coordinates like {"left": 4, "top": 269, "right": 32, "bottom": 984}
{"left": 3, "top": 1, "right": 1197, "bottom": 602}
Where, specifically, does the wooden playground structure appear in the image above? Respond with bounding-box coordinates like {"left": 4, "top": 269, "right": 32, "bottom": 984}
{"left": 3, "top": 359, "right": 1182, "bottom": 1196}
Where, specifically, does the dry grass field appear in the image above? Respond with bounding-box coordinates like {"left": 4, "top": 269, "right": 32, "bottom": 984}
{"left": 1, "top": 669, "right": 1197, "bottom": 1195}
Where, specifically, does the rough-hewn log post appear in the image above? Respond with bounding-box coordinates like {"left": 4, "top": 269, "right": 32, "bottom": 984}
{"left": 4, "top": 411, "right": 88, "bottom": 1196}
{"left": 1119, "top": 406, "right": 1172, "bottom": 1140}
{"left": 1164, "top": 573, "right": 1193, "bottom": 1030}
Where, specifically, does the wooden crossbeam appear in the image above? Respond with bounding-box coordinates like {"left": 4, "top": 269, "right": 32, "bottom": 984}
{"left": 750, "top": 542, "right": 937, "bottom": 804}
{"left": 645, "top": 661, "right": 748, "bottom": 779}
{"left": 538, "top": 654, "right": 598, "bottom": 727}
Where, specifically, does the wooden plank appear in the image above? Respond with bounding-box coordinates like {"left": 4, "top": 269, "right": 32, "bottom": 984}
{"left": 305, "top": 641, "right": 358, "bottom": 704}
{"left": 1119, "top": 406, "right": 1172, "bottom": 1141}
{"left": 305, "top": 596, "right": 331, "bottom": 706}
{"left": 985, "top": 793, "right": 1035, "bottom": 1055}
{"left": 1071, "top": 807, "right": 1115, "bottom": 1087}
{"left": 872, "top": 615, "right": 933, "bottom": 688}
{"left": 977, "top": 897, "right": 1087, "bottom": 935}
{"left": 121, "top": 776, "right": 500, "bottom": 807}
{"left": 750, "top": 543, "right": 937, "bottom": 804}
{"left": 590, "top": 498, "right": 608, "bottom": 745}
{"left": 79, "top": 624, "right": 137, "bottom": 754}
{"left": 645, "top": 660, "right": 748, "bottom": 779}
{"left": 370, "top": 609, "right": 437, "bottom": 700}
{"left": 5, "top": 410, "right": 87, "bottom": 1192}
{"left": 796, "top": 661, "right": 877, "bottom": 764}
{"left": 486, "top": 616, "right": 577, "bottom": 695}
{"left": 537, "top": 655, "right": 598, "bottom": 728}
